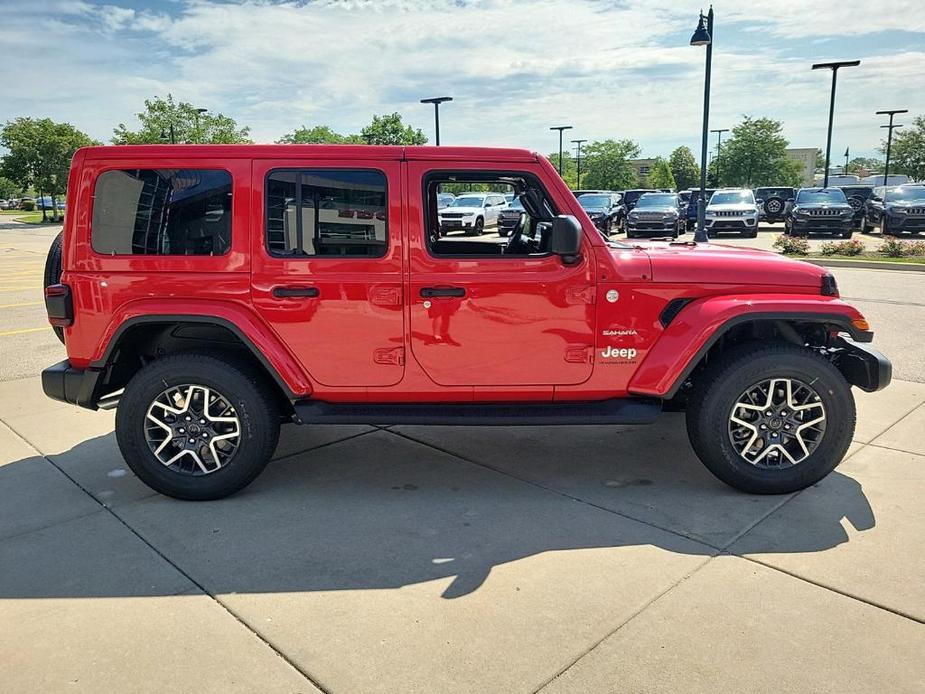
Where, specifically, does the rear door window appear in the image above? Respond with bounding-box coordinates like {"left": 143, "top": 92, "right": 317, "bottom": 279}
{"left": 91, "top": 169, "right": 232, "bottom": 255}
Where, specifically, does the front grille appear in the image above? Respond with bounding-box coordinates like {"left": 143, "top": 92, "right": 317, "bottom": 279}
{"left": 440, "top": 213, "right": 465, "bottom": 219}
{"left": 635, "top": 212, "right": 665, "bottom": 220}
{"left": 904, "top": 207, "right": 925, "bottom": 216}
{"left": 710, "top": 220, "right": 747, "bottom": 229}
{"left": 633, "top": 221, "right": 671, "bottom": 230}
{"left": 806, "top": 208, "right": 841, "bottom": 217}
{"left": 712, "top": 210, "right": 747, "bottom": 217}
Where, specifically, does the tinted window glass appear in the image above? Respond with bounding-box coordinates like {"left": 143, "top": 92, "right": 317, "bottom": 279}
{"left": 92, "top": 169, "right": 232, "bottom": 255}
{"left": 266, "top": 170, "right": 387, "bottom": 257}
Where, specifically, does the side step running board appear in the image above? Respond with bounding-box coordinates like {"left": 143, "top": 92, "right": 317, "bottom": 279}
{"left": 293, "top": 398, "right": 662, "bottom": 426}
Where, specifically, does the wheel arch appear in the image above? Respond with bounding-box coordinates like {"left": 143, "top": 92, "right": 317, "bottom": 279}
{"left": 629, "top": 298, "right": 872, "bottom": 400}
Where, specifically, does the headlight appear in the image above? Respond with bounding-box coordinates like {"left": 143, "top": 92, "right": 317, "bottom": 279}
{"left": 892, "top": 208, "right": 908, "bottom": 215}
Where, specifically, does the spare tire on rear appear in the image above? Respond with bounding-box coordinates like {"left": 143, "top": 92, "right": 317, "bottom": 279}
{"left": 764, "top": 196, "right": 785, "bottom": 216}
{"left": 43, "top": 231, "right": 65, "bottom": 344}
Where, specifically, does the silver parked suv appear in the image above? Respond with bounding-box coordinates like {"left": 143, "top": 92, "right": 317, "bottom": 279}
{"left": 705, "top": 189, "right": 759, "bottom": 238}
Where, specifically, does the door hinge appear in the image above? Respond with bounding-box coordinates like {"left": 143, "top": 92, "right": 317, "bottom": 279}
{"left": 565, "top": 286, "right": 595, "bottom": 305}
{"left": 565, "top": 345, "right": 593, "bottom": 364}
{"left": 374, "top": 347, "right": 405, "bottom": 366}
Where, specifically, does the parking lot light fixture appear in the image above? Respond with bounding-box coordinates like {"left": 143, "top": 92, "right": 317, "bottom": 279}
{"left": 811, "top": 60, "right": 860, "bottom": 188}
{"left": 159, "top": 123, "right": 176, "bottom": 144}
{"left": 844, "top": 146, "right": 850, "bottom": 176}
{"left": 550, "top": 126, "right": 573, "bottom": 175}
{"left": 194, "top": 108, "right": 208, "bottom": 144}
{"left": 711, "top": 127, "right": 729, "bottom": 186}
{"left": 420, "top": 97, "right": 453, "bottom": 146}
{"left": 877, "top": 109, "right": 908, "bottom": 186}
{"left": 691, "top": 6, "right": 713, "bottom": 243}
{"left": 571, "top": 139, "right": 587, "bottom": 189}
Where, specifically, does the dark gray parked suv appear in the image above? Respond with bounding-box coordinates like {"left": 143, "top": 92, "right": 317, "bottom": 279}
{"left": 785, "top": 188, "right": 855, "bottom": 238}
{"left": 862, "top": 184, "right": 925, "bottom": 236}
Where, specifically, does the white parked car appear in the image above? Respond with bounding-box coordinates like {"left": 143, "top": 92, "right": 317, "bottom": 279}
{"left": 705, "top": 189, "right": 759, "bottom": 238}
{"left": 437, "top": 192, "right": 507, "bottom": 236}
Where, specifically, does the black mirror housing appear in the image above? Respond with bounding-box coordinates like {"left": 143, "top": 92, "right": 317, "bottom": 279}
{"left": 550, "top": 215, "right": 582, "bottom": 262}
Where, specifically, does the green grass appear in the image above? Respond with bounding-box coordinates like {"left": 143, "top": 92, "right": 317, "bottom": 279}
{"left": 7, "top": 212, "right": 63, "bottom": 225}
{"left": 785, "top": 252, "right": 925, "bottom": 265}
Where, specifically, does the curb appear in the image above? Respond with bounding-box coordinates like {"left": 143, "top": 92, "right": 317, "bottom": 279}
{"left": 800, "top": 257, "right": 925, "bottom": 272}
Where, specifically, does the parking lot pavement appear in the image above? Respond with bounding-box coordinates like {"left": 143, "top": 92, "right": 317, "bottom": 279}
{"left": 3, "top": 226, "right": 925, "bottom": 693}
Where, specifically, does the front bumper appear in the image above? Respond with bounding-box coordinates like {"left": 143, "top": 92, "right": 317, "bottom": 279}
{"left": 887, "top": 215, "right": 925, "bottom": 233}
{"left": 705, "top": 217, "right": 757, "bottom": 230}
{"left": 438, "top": 217, "right": 476, "bottom": 231}
{"left": 792, "top": 216, "right": 854, "bottom": 233}
{"left": 42, "top": 360, "right": 102, "bottom": 410}
{"left": 832, "top": 338, "right": 892, "bottom": 393}
{"left": 627, "top": 217, "right": 678, "bottom": 232}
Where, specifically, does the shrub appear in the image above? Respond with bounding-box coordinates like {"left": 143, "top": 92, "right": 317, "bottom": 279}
{"left": 906, "top": 240, "right": 925, "bottom": 257}
{"left": 878, "top": 237, "right": 909, "bottom": 257}
{"left": 820, "top": 238, "right": 864, "bottom": 256}
{"left": 21, "top": 200, "right": 35, "bottom": 211}
{"left": 773, "top": 234, "right": 810, "bottom": 256}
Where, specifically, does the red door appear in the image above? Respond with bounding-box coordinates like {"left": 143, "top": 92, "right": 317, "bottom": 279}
{"left": 250, "top": 159, "right": 404, "bottom": 388}
{"left": 406, "top": 162, "right": 596, "bottom": 387}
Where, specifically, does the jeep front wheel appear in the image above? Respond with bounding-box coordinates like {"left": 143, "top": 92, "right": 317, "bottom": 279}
{"left": 115, "top": 353, "right": 280, "bottom": 500}
{"left": 686, "top": 343, "right": 855, "bottom": 494}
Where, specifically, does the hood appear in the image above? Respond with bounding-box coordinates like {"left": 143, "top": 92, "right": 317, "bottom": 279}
{"left": 622, "top": 240, "right": 828, "bottom": 287}
{"left": 581, "top": 207, "right": 609, "bottom": 214}
{"left": 793, "top": 202, "right": 852, "bottom": 211}
{"left": 631, "top": 205, "right": 677, "bottom": 214}
{"left": 439, "top": 206, "right": 483, "bottom": 215}
{"left": 706, "top": 203, "right": 757, "bottom": 212}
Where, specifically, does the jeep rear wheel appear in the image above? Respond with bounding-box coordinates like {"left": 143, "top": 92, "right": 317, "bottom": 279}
{"left": 465, "top": 217, "right": 484, "bottom": 237}
{"left": 43, "top": 231, "right": 65, "bottom": 344}
{"left": 686, "top": 343, "right": 855, "bottom": 494}
{"left": 764, "top": 196, "right": 785, "bottom": 217}
{"left": 115, "top": 354, "right": 280, "bottom": 500}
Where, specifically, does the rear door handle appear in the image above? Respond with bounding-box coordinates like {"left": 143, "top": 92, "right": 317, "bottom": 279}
{"left": 420, "top": 287, "right": 466, "bottom": 298}
{"left": 272, "top": 286, "right": 319, "bottom": 298}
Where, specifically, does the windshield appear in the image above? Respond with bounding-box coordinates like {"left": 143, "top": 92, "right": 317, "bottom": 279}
{"left": 796, "top": 189, "right": 848, "bottom": 204}
{"left": 578, "top": 194, "right": 610, "bottom": 208}
{"left": 506, "top": 196, "right": 524, "bottom": 210}
{"left": 756, "top": 188, "right": 792, "bottom": 198}
{"left": 710, "top": 191, "right": 754, "bottom": 205}
{"left": 885, "top": 186, "right": 925, "bottom": 203}
{"left": 449, "top": 196, "right": 485, "bottom": 208}
{"left": 636, "top": 194, "right": 677, "bottom": 208}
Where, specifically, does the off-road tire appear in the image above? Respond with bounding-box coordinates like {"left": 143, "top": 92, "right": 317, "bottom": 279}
{"left": 116, "top": 353, "right": 280, "bottom": 500}
{"left": 686, "top": 342, "right": 855, "bottom": 494}
{"left": 43, "top": 231, "right": 65, "bottom": 343}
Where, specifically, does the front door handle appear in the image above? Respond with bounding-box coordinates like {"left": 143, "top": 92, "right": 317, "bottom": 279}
{"left": 420, "top": 287, "right": 466, "bottom": 298}
{"left": 272, "top": 286, "right": 319, "bottom": 298}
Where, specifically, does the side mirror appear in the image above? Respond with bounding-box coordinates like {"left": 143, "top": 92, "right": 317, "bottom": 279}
{"left": 550, "top": 215, "right": 582, "bottom": 262}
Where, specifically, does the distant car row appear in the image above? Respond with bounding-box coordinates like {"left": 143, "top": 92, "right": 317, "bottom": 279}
{"left": 0, "top": 196, "right": 65, "bottom": 210}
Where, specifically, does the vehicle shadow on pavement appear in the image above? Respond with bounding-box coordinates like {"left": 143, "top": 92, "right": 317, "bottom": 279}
{"left": 0, "top": 424, "right": 875, "bottom": 601}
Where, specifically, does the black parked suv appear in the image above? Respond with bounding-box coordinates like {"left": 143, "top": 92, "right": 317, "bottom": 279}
{"left": 497, "top": 195, "right": 525, "bottom": 237}
{"left": 625, "top": 192, "right": 685, "bottom": 239}
{"left": 754, "top": 187, "right": 795, "bottom": 224}
{"left": 684, "top": 188, "right": 716, "bottom": 231}
{"left": 861, "top": 185, "right": 925, "bottom": 236}
{"left": 784, "top": 188, "right": 855, "bottom": 238}
{"left": 837, "top": 185, "right": 874, "bottom": 228}
{"left": 619, "top": 189, "right": 656, "bottom": 232}
{"left": 577, "top": 192, "right": 620, "bottom": 234}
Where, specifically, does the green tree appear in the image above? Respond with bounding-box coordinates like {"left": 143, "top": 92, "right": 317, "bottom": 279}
{"left": 1, "top": 117, "right": 97, "bottom": 221}
{"left": 112, "top": 94, "right": 251, "bottom": 144}
{"left": 546, "top": 151, "right": 578, "bottom": 188}
{"left": 846, "top": 157, "right": 883, "bottom": 175}
{"left": 884, "top": 114, "right": 925, "bottom": 182}
{"left": 647, "top": 157, "right": 677, "bottom": 189}
{"left": 668, "top": 146, "right": 699, "bottom": 190}
{"left": 360, "top": 113, "right": 427, "bottom": 145}
{"left": 710, "top": 116, "right": 803, "bottom": 187}
{"left": 0, "top": 175, "right": 23, "bottom": 200}
{"left": 276, "top": 125, "right": 363, "bottom": 144}
{"left": 582, "top": 139, "right": 641, "bottom": 191}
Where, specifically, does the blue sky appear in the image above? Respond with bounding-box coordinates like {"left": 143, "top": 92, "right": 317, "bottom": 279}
{"left": 2, "top": 0, "right": 923, "bottom": 160}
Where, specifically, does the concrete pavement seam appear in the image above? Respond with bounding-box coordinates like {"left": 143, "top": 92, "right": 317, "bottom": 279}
{"left": 0, "top": 421, "right": 333, "bottom": 694}
{"left": 531, "top": 554, "right": 717, "bottom": 693}
{"left": 864, "top": 440, "right": 925, "bottom": 458}
{"left": 270, "top": 425, "right": 383, "bottom": 464}
{"left": 382, "top": 427, "right": 727, "bottom": 552}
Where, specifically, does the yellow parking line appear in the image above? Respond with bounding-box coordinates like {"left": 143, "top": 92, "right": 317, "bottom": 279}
{"left": 0, "top": 326, "right": 48, "bottom": 337}
{"left": 0, "top": 300, "right": 43, "bottom": 308}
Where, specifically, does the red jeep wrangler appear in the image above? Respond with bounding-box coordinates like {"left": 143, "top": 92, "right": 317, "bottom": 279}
{"left": 42, "top": 145, "right": 890, "bottom": 500}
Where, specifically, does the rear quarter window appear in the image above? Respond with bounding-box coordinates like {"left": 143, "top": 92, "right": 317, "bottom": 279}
{"left": 91, "top": 169, "right": 232, "bottom": 255}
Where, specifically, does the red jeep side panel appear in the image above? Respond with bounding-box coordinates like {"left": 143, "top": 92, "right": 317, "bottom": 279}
{"left": 627, "top": 294, "right": 866, "bottom": 397}
{"left": 249, "top": 159, "right": 405, "bottom": 388}
{"left": 405, "top": 160, "right": 596, "bottom": 387}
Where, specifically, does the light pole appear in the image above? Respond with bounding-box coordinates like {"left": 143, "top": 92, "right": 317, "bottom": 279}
{"left": 572, "top": 139, "right": 587, "bottom": 189}
{"left": 420, "top": 97, "right": 453, "bottom": 145}
{"left": 159, "top": 123, "right": 176, "bottom": 144}
{"left": 812, "top": 60, "right": 860, "bottom": 188}
{"left": 690, "top": 7, "right": 713, "bottom": 243}
{"left": 710, "top": 127, "right": 729, "bottom": 186}
{"left": 844, "top": 147, "right": 850, "bottom": 176}
{"left": 193, "top": 108, "right": 208, "bottom": 143}
{"left": 550, "top": 126, "right": 573, "bottom": 175}
{"left": 877, "top": 109, "right": 907, "bottom": 186}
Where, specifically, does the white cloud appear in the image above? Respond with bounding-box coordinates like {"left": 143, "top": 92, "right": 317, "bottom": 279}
{"left": 0, "top": 0, "right": 922, "bottom": 159}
